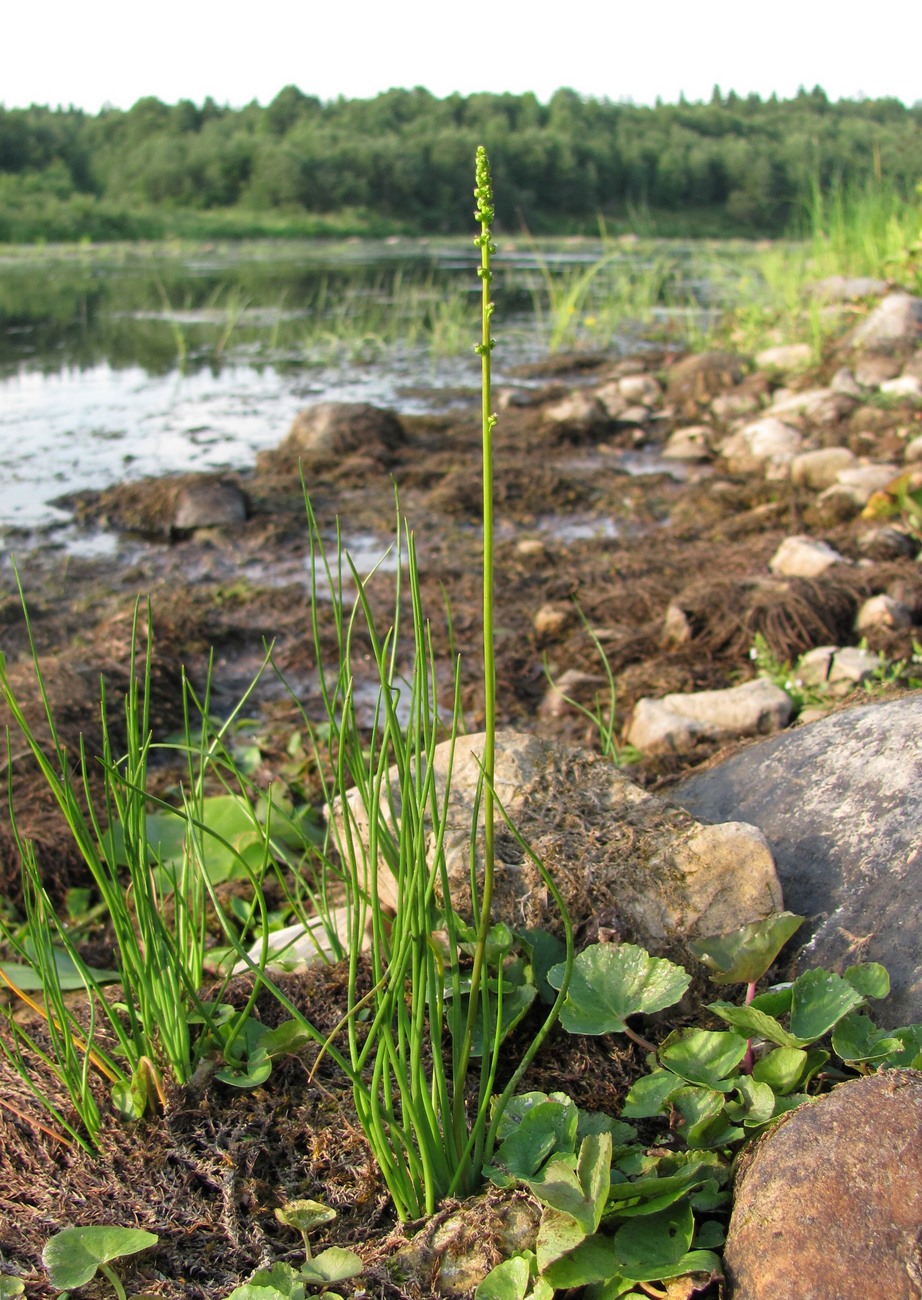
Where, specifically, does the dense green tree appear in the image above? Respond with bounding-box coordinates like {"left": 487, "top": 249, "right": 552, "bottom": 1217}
{"left": 1, "top": 87, "right": 920, "bottom": 241}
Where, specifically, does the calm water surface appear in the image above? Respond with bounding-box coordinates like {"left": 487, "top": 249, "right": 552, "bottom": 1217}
{"left": 0, "top": 237, "right": 750, "bottom": 535}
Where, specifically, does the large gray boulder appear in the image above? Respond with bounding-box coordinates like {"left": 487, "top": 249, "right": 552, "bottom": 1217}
{"left": 672, "top": 697, "right": 922, "bottom": 1025}
{"left": 724, "top": 1070, "right": 922, "bottom": 1299}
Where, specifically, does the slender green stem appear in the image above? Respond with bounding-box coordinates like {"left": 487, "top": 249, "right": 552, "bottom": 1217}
{"left": 461, "top": 144, "right": 499, "bottom": 1080}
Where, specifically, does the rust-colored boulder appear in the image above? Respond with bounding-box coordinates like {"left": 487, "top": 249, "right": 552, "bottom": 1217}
{"left": 724, "top": 1070, "right": 922, "bottom": 1299}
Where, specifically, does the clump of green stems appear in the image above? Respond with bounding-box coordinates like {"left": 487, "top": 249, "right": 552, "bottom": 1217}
{"left": 514, "top": 225, "right": 690, "bottom": 353}
{"left": 0, "top": 149, "right": 573, "bottom": 1220}
{"left": 0, "top": 591, "right": 291, "bottom": 1148}
{"left": 265, "top": 148, "right": 572, "bottom": 1218}
{"left": 711, "top": 172, "right": 922, "bottom": 357}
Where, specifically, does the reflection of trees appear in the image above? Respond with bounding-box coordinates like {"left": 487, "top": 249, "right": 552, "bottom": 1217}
{"left": 0, "top": 90, "right": 920, "bottom": 240}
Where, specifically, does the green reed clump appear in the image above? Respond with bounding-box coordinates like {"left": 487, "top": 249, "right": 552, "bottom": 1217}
{"left": 0, "top": 149, "right": 572, "bottom": 1219}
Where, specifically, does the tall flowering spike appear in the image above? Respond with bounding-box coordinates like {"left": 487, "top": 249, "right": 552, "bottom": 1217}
{"left": 474, "top": 145, "right": 495, "bottom": 228}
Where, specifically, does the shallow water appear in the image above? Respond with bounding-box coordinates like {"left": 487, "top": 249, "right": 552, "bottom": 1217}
{"left": 0, "top": 237, "right": 752, "bottom": 535}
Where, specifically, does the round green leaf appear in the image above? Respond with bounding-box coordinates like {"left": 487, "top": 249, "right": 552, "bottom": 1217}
{"left": 548, "top": 944, "right": 690, "bottom": 1035}
{"left": 751, "top": 1046, "right": 809, "bottom": 1094}
{"left": 298, "top": 1247, "right": 362, "bottom": 1285}
{"left": 43, "top": 1226, "right": 158, "bottom": 1289}
{"left": 658, "top": 1029, "right": 748, "bottom": 1089}
{"left": 789, "top": 967, "right": 866, "bottom": 1042}
{"left": 274, "top": 1200, "right": 336, "bottom": 1234}
{"left": 844, "top": 962, "right": 890, "bottom": 1001}
{"left": 689, "top": 913, "right": 804, "bottom": 986}
{"left": 476, "top": 1255, "right": 533, "bottom": 1300}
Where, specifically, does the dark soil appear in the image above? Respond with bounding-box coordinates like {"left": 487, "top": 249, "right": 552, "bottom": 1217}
{"left": 2, "top": 345, "right": 921, "bottom": 1297}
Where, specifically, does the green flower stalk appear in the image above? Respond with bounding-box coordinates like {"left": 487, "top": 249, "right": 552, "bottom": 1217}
{"left": 457, "top": 146, "right": 498, "bottom": 1110}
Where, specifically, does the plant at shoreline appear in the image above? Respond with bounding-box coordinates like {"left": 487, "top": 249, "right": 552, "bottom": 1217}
{"left": 476, "top": 932, "right": 922, "bottom": 1299}
{"left": 243, "top": 150, "right": 574, "bottom": 1218}
{"left": 543, "top": 604, "right": 640, "bottom": 767}
{"left": 0, "top": 147, "right": 575, "bottom": 1220}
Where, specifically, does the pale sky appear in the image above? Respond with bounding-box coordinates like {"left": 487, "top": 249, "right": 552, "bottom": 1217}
{"left": 4, "top": 0, "right": 920, "bottom": 113}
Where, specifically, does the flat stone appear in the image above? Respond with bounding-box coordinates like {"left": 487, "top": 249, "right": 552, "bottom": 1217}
{"left": 755, "top": 343, "right": 812, "bottom": 372}
{"left": 881, "top": 374, "right": 922, "bottom": 401}
{"left": 627, "top": 679, "right": 793, "bottom": 755}
{"left": 767, "top": 387, "right": 857, "bottom": 425}
{"left": 769, "top": 535, "right": 845, "bottom": 578}
{"left": 672, "top": 697, "right": 922, "bottom": 1024}
{"left": 543, "top": 391, "right": 610, "bottom": 438}
{"left": 710, "top": 389, "right": 762, "bottom": 420}
{"left": 661, "top": 425, "right": 713, "bottom": 461}
{"left": 723, "top": 1070, "right": 922, "bottom": 1300}
{"left": 905, "top": 435, "right": 922, "bottom": 464}
{"left": 810, "top": 275, "right": 888, "bottom": 302}
{"left": 797, "top": 644, "right": 882, "bottom": 691}
{"left": 835, "top": 462, "right": 901, "bottom": 504}
{"left": 855, "top": 593, "right": 913, "bottom": 632}
{"left": 618, "top": 373, "right": 663, "bottom": 405}
{"left": 789, "top": 447, "right": 856, "bottom": 490}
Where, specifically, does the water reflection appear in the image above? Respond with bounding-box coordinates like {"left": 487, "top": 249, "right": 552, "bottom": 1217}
{"left": 0, "top": 237, "right": 750, "bottom": 531}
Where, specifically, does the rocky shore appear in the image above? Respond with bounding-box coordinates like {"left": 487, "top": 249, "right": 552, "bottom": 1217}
{"left": 2, "top": 278, "right": 922, "bottom": 1297}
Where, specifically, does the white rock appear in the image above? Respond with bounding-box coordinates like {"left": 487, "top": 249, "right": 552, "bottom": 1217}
{"left": 904, "top": 435, "right": 922, "bottom": 464}
{"left": 618, "top": 373, "right": 663, "bottom": 405}
{"left": 620, "top": 404, "right": 652, "bottom": 425}
{"left": 880, "top": 374, "right": 922, "bottom": 401}
{"left": 767, "top": 387, "right": 856, "bottom": 425}
{"left": 850, "top": 291, "right": 922, "bottom": 354}
{"left": 539, "top": 669, "right": 606, "bottom": 719}
{"left": 830, "top": 367, "right": 863, "bottom": 397}
{"left": 810, "top": 276, "right": 888, "bottom": 302}
{"left": 533, "top": 602, "right": 572, "bottom": 638}
{"left": 769, "top": 535, "right": 845, "bottom": 578}
{"left": 339, "top": 730, "right": 782, "bottom": 947}
{"left": 543, "top": 392, "right": 609, "bottom": 435}
{"left": 595, "top": 382, "right": 628, "bottom": 419}
{"left": 234, "top": 905, "right": 369, "bottom": 974}
{"left": 789, "top": 447, "right": 856, "bottom": 490}
{"left": 662, "top": 425, "right": 713, "bottom": 461}
{"left": 755, "top": 343, "right": 812, "bottom": 372}
{"left": 855, "top": 594, "right": 913, "bottom": 632}
{"left": 710, "top": 390, "right": 762, "bottom": 420}
{"left": 662, "top": 602, "right": 693, "bottom": 647}
{"left": 798, "top": 645, "right": 882, "bottom": 691}
{"left": 626, "top": 698, "right": 714, "bottom": 753}
{"left": 660, "top": 678, "right": 794, "bottom": 733}
{"left": 627, "top": 679, "right": 793, "bottom": 755}
{"left": 835, "top": 462, "right": 900, "bottom": 505}
{"left": 721, "top": 416, "right": 803, "bottom": 477}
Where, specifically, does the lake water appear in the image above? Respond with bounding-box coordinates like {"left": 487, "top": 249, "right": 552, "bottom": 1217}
{"left": 0, "top": 237, "right": 755, "bottom": 537}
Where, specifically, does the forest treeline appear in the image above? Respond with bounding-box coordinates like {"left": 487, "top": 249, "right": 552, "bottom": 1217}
{"left": 1, "top": 84, "right": 920, "bottom": 243}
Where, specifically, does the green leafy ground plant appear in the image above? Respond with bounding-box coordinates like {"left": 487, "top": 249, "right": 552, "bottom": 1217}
{"left": 43, "top": 1226, "right": 158, "bottom": 1300}
{"left": 477, "top": 924, "right": 922, "bottom": 1298}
